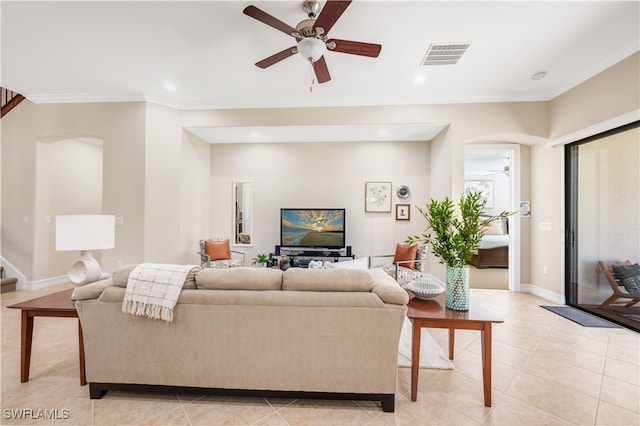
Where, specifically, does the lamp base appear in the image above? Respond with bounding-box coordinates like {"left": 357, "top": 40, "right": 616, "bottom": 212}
{"left": 68, "top": 251, "right": 102, "bottom": 286}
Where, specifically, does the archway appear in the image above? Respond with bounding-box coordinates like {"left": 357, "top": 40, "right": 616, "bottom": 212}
{"left": 34, "top": 136, "right": 104, "bottom": 279}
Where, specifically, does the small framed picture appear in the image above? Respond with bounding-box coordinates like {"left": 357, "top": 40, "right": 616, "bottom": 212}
{"left": 396, "top": 204, "right": 410, "bottom": 220}
{"left": 464, "top": 180, "right": 494, "bottom": 209}
{"left": 365, "top": 181, "right": 392, "bottom": 212}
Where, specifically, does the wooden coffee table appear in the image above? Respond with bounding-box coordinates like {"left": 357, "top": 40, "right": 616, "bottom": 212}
{"left": 7, "top": 288, "right": 86, "bottom": 386}
{"left": 406, "top": 292, "right": 503, "bottom": 407}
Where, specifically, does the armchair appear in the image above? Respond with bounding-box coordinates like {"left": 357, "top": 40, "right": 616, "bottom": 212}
{"left": 598, "top": 260, "right": 640, "bottom": 308}
{"left": 198, "top": 239, "right": 246, "bottom": 268}
{"left": 369, "top": 243, "right": 427, "bottom": 285}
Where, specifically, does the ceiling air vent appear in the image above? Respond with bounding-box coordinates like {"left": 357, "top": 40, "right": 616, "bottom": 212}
{"left": 421, "top": 43, "right": 470, "bottom": 66}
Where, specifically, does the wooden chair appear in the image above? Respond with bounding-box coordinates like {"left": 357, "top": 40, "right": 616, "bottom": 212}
{"left": 598, "top": 260, "right": 640, "bottom": 308}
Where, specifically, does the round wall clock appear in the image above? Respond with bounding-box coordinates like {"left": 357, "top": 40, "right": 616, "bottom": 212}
{"left": 397, "top": 185, "right": 410, "bottom": 199}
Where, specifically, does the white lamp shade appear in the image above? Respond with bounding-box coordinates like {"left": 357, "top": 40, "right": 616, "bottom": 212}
{"left": 56, "top": 215, "right": 115, "bottom": 286}
{"left": 56, "top": 215, "right": 115, "bottom": 251}
{"left": 297, "top": 37, "right": 326, "bottom": 62}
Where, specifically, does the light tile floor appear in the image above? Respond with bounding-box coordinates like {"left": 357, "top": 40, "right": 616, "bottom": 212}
{"left": 1, "top": 284, "right": 638, "bottom": 425}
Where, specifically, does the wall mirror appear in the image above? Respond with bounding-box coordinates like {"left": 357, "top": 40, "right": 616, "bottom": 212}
{"left": 233, "top": 181, "right": 253, "bottom": 246}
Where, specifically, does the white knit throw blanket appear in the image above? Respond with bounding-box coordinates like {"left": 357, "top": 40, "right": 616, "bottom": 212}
{"left": 122, "top": 263, "right": 195, "bottom": 322}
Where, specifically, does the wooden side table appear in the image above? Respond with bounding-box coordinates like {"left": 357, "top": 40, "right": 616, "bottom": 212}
{"left": 406, "top": 292, "right": 503, "bottom": 407}
{"left": 7, "top": 288, "right": 86, "bottom": 386}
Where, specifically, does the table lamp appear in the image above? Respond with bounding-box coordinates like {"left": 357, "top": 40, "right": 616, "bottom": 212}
{"left": 55, "top": 215, "right": 115, "bottom": 286}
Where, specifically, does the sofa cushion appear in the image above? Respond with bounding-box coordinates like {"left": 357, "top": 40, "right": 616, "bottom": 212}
{"left": 112, "top": 264, "right": 138, "bottom": 287}
{"left": 324, "top": 257, "right": 368, "bottom": 270}
{"left": 71, "top": 278, "right": 114, "bottom": 300}
{"left": 369, "top": 267, "right": 410, "bottom": 305}
{"left": 282, "top": 268, "right": 374, "bottom": 292}
{"left": 195, "top": 267, "right": 283, "bottom": 290}
{"left": 612, "top": 263, "right": 640, "bottom": 294}
{"left": 111, "top": 264, "right": 199, "bottom": 289}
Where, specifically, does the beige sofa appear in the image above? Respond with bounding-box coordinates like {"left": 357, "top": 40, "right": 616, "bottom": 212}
{"left": 74, "top": 266, "right": 409, "bottom": 412}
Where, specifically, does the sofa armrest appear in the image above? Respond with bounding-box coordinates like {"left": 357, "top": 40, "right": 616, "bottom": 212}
{"left": 71, "top": 278, "right": 115, "bottom": 301}
{"left": 369, "top": 268, "right": 409, "bottom": 305}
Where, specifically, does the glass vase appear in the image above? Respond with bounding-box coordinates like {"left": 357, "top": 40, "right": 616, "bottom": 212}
{"left": 445, "top": 265, "right": 470, "bottom": 311}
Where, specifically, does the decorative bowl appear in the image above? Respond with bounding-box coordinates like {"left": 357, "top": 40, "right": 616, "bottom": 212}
{"left": 407, "top": 276, "right": 445, "bottom": 300}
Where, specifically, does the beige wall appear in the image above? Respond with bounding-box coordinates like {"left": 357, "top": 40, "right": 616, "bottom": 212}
{"left": 208, "top": 140, "right": 432, "bottom": 259}
{"left": 143, "top": 103, "right": 183, "bottom": 263}
{"left": 550, "top": 52, "right": 640, "bottom": 139}
{"left": 179, "top": 131, "right": 212, "bottom": 263}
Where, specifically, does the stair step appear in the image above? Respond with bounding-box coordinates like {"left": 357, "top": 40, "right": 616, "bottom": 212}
{"left": 1, "top": 277, "right": 17, "bottom": 293}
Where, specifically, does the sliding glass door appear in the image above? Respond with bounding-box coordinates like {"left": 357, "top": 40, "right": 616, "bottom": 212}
{"left": 565, "top": 122, "right": 640, "bottom": 331}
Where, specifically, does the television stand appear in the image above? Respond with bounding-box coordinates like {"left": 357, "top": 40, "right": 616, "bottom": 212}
{"left": 271, "top": 246, "right": 355, "bottom": 268}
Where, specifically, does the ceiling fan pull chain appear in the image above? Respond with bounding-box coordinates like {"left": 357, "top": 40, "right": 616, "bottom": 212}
{"left": 309, "top": 59, "right": 315, "bottom": 92}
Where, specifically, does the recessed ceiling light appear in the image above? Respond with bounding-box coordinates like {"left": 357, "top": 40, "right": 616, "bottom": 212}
{"left": 163, "top": 82, "right": 177, "bottom": 92}
{"left": 413, "top": 73, "right": 427, "bottom": 85}
{"left": 531, "top": 71, "right": 547, "bottom": 81}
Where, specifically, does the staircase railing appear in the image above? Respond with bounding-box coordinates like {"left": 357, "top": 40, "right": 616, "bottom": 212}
{"left": 1, "top": 87, "right": 25, "bottom": 118}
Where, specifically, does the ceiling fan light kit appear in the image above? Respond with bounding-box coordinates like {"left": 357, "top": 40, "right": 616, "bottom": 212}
{"left": 243, "top": 0, "right": 381, "bottom": 85}
{"left": 297, "top": 37, "right": 326, "bottom": 62}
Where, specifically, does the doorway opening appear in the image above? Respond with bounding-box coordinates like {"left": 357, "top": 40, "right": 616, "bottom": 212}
{"left": 464, "top": 144, "right": 521, "bottom": 291}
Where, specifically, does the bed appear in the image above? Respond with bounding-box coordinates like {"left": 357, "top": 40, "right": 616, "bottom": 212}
{"left": 468, "top": 217, "right": 509, "bottom": 269}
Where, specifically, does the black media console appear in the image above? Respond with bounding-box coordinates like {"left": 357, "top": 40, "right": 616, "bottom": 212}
{"left": 270, "top": 246, "right": 354, "bottom": 268}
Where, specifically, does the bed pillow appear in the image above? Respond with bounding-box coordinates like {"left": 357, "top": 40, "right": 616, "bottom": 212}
{"left": 612, "top": 263, "right": 640, "bottom": 294}
{"left": 483, "top": 220, "right": 505, "bottom": 235}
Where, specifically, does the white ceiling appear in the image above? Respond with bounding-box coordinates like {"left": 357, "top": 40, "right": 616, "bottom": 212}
{"left": 2, "top": 0, "right": 639, "bottom": 144}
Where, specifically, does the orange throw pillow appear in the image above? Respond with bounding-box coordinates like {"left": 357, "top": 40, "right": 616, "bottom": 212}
{"left": 393, "top": 243, "right": 419, "bottom": 270}
{"left": 204, "top": 239, "right": 231, "bottom": 261}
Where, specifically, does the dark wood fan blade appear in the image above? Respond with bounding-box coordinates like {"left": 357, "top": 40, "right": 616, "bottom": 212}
{"left": 313, "top": 0, "right": 352, "bottom": 34}
{"left": 243, "top": 5, "right": 296, "bottom": 36}
{"left": 313, "top": 56, "right": 331, "bottom": 83}
{"left": 328, "top": 39, "right": 381, "bottom": 57}
{"left": 255, "top": 46, "right": 297, "bottom": 68}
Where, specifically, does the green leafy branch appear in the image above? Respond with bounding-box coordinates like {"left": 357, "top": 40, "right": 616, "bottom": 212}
{"left": 406, "top": 190, "right": 514, "bottom": 268}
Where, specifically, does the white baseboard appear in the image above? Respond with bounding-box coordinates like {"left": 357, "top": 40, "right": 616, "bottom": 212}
{"left": 520, "top": 283, "right": 565, "bottom": 304}
{"left": 1, "top": 256, "right": 68, "bottom": 291}
{"left": 21, "top": 275, "right": 69, "bottom": 291}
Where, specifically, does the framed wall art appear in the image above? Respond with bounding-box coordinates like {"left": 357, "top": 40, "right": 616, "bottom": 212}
{"left": 365, "top": 181, "right": 392, "bottom": 212}
{"left": 464, "top": 180, "right": 494, "bottom": 209}
{"left": 396, "top": 204, "right": 410, "bottom": 220}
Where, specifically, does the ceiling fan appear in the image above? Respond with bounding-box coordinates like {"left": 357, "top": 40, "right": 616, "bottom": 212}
{"left": 486, "top": 165, "right": 510, "bottom": 177}
{"left": 243, "top": 0, "right": 382, "bottom": 84}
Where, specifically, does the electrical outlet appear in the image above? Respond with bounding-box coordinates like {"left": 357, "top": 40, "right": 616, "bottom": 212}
{"left": 543, "top": 266, "right": 548, "bottom": 274}
{"left": 538, "top": 222, "right": 552, "bottom": 231}
{"left": 117, "top": 260, "right": 123, "bottom": 269}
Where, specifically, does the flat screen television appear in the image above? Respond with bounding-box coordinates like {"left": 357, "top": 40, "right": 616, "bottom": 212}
{"left": 280, "top": 208, "right": 346, "bottom": 251}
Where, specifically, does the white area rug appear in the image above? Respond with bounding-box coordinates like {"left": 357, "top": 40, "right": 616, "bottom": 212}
{"left": 397, "top": 318, "right": 454, "bottom": 369}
